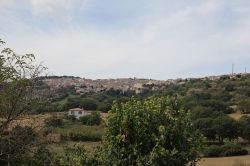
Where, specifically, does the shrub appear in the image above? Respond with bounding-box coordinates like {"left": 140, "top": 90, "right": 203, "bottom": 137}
{"left": 80, "top": 98, "right": 97, "bottom": 110}
{"left": 203, "top": 145, "right": 224, "bottom": 157}
{"left": 203, "top": 143, "right": 248, "bottom": 157}
{"left": 193, "top": 118, "right": 216, "bottom": 140}
{"left": 60, "top": 144, "right": 103, "bottom": 165}
{"left": 238, "top": 99, "right": 250, "bottom": 114}
{"left": 42, "top": 127, "right": 53, "bottom": 136}
{"left": 213, "top": 116, "right": 238, "bottom": 143}
{"left": 79, "top": 112, "right": 102, "bottom": 126}
{"left": 0, "top": 126, "right": 37, "bottom": 165}
{"left": 29, "top": 145, "right": 59, "bottom": 166}
{"left": 66, "top": 115, "right": 77, "bottom": 122}
{"left": 97, "top": 102, "right": 112, "bottom": 112}
{"left": 238, "top": 116, "right": 250, "bottom": 144}
{"left": 68, "top": 132, "right": 102, "bottom": 141}
{"left": 45, "top": 116, "right": 64, "bottom": 127}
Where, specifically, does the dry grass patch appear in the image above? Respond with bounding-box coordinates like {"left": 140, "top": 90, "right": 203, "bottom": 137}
{"left": 229, "top": 113, "right": 250, "bottom": 120}
{"left": 198, "top": 155, "right": 250, "bottom": 166}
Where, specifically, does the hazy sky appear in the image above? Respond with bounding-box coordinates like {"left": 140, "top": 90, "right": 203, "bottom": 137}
{"left": 0, "top": 0, "right": 250, "bottom": 79}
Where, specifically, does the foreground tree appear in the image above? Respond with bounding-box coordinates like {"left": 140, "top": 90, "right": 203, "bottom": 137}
{"left": 0, "top": 39, "right": 46, "bottom": 130}
{"left": 0, "top": 39, "right": 46, "bottom": 165}
{"left": 102, "top": 97, "right": 203, "bottom": 166}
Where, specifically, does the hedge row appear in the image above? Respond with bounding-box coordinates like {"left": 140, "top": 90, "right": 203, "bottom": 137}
{"left": 203, "top": 143, "right": 248, "bottom": 157}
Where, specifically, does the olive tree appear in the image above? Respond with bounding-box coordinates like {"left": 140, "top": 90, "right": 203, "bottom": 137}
{"left": 102, "top": 97, "right": 203, "bottom": 166}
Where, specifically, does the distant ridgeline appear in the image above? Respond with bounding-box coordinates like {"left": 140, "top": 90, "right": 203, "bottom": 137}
{"left": 32, "top": 73, "right": 250, "bottom": 114}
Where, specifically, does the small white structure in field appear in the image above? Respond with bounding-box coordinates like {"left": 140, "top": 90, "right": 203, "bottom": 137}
{"left": 68, "top": 108, "right": 87, "bottom": 119}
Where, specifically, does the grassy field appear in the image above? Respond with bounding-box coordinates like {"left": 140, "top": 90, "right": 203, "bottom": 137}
{"left": 48, "top": 141, "right": 101, "bottom": 155}
{"left": 198, "top": 155, "right": 250, "bottom": 166}
{"left": 9, "top": 113, "right": 51, "bottom": 130}
{"left": 52, "top": 120, "right": 105, "bottom": 141}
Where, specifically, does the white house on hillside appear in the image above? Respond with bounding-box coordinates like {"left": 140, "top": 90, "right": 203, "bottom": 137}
{"left": 68, "top": 108, "right": 87, "bottom": 119}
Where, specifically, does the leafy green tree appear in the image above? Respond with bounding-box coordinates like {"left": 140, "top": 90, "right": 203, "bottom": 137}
{"left": 193, "top": 118, "right": 216, "bottom": 140}
{"left": 213, "top": 116, "right": 238, "bottom": 143}
{"left": 225, "top": 83, "right": 235, "bottom": 92}
{"left": 79, "top": 112, "right": 101, "bottom": 126}
{"left": 202, "top": 99, "right": 230, "bottom": 113}
{"left": 45, "top": 116, "right": 64, "bottom": 127}
{"left": 238, "top": 116, "right": 250, "bottom": 144}
{"left": 102, "top": 97, "right": 203, "bottom": 166}
{"left": 0, "top": 39, "right": 46, "bottom": 165}
{"left": 80, "top": 98, "right": 97, "bottom": 110}
{"left": 66, "top": 97, "right": 82, "bottom": 109}
{"left": 97, "top": 101, "right": 112, "bottom": 112}
{"left": 0, "top": 39, "right": 46, "bottom": 130}
{"left": 238, "top": 99, "right": 250, "bottom": 114}
{"left": 191, "top": 106, "right": 223, "bottom": 120}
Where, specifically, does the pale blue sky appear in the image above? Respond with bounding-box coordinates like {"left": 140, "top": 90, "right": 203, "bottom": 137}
{"left": 0, "top": 0, "right": 250, "bottom": 79}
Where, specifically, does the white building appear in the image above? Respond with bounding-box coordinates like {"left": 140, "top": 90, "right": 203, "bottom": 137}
{"left": 68, "top": 108, "right": 87, "bottom": 119}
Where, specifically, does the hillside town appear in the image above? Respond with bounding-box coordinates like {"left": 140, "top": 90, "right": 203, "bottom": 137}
{"left": 40, "top": 73, "right": 248, "bottom": 94}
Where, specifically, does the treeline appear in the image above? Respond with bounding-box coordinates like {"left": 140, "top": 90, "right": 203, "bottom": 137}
{"left": 32, "top": 87, "right": 137, "bottom": 113}
{"left": 193, "top": 110, "right": 250, "bottom": 143}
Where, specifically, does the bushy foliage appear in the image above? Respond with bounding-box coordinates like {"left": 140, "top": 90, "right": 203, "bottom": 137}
{"left": 45, "top": 116, "right": 64, "bottom": 127}
{"left": 191, "top": 106, "right": 224, "bottom": 120}
{"left": 97, "top": 101, "right": 112, "bottom": 112}
{"left": 0, "top": 126, "right": 37, "bottom": 165}
{"left": 66, "top": 97, "right": 82, "bottom": 109}
{"left": 102, "top": 97, "right": 203, "bottom": 166}
{"left": 193, "top": 118, "right": 216, "bottom": 140}
{"left": 238, "top": 116, "right": 250, "bottom": 143}
{"left": 66, "top": 114, "right": 77, "bottom": 122}
{"left": 203, "top": 143, "right": 248, "bottom": 157}
{"left": 60, "top": 144, "right": 103, "bottom": 166}
{"left": 29, "top": 145, "right": 59, "bottom": 166}
{"left": 238, "top": 99, "right": 250, "bottom": 114}
{"left": 194, "top": 113, "right": 238, "bottom": 143}
{"left": 213, "top": 116, "right": 238, "bottom": 142}
{"left": 68, "top": 131, "right": 102, "bottom": 141}
{"left": 79, "top": 112, "right": 102, "bottom": 126}
{"left": 0, "top": 39, "right": 47, "bottom": 165}
{"left": 80, "top": 98, "right": 97, "bottom": 110}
